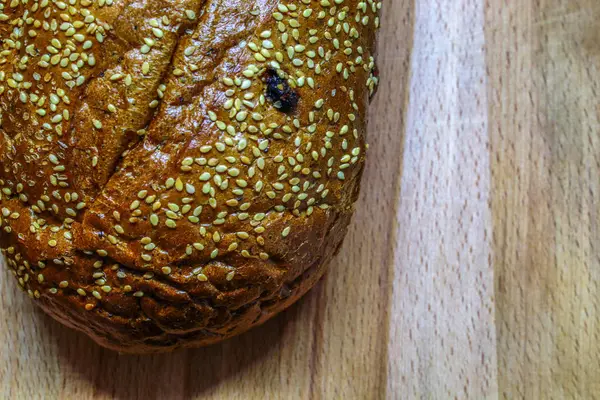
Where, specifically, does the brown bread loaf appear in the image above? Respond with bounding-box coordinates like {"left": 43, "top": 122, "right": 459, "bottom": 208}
{"left": 0, "top": 0, "right": 381, "bottom": 353}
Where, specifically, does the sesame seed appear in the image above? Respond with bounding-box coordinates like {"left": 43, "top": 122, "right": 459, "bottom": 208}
{"left": 152, "top": 28, "right": 164, "bottom": 38}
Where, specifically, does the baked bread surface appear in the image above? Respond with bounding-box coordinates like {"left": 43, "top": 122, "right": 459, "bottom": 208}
{"left": 0, "top": 0, "right": 380, "bottom": 352}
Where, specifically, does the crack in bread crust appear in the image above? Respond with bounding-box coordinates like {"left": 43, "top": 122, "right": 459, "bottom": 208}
{"left": 0, "top": 0, "right": 381, "bottom": 352}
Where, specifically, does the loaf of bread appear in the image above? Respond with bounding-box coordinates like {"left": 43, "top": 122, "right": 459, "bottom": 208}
{"left": 0, "top": 0, "right": 380, "bottom": 352}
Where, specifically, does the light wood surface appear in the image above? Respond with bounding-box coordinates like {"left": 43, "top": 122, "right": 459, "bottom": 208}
{"left": 2, "top": 0, "right": 600, "bottom": 398}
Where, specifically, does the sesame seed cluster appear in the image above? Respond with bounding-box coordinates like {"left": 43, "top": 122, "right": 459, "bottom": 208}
{"left": 0, "top": 0, "right": 380, "bottom": 352}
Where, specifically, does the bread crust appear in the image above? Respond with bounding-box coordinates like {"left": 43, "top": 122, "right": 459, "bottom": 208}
{"left": 0, "top": 0, "right": 380, "bottom": 353}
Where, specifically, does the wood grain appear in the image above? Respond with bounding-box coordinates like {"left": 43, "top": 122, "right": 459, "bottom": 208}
{"left": 388, "top": 1, "right": 498, "bottom": 398}
{"left": 2, "top": 0, "right": 600, "bottom": 398}
{"left": 486, "top": 1, "right": 600, "bottom": 398}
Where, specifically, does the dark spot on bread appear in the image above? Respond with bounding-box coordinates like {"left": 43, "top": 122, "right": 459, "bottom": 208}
{"left": 264, "top": 68, "right": 298, "bottom": 113}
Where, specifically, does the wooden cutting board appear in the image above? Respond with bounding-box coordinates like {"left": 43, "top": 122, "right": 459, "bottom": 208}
{"left": 2, "top": 0, "right": 600, "bottom": 398}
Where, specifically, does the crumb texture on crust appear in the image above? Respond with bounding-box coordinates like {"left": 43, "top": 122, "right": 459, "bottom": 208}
{"left": 0, "top": 0, "right": 381, "bottom": 352}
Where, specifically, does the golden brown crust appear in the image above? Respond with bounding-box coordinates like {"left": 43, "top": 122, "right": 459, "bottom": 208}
{"left": 0, "top": 0, "right": 380, "bottom": 353}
